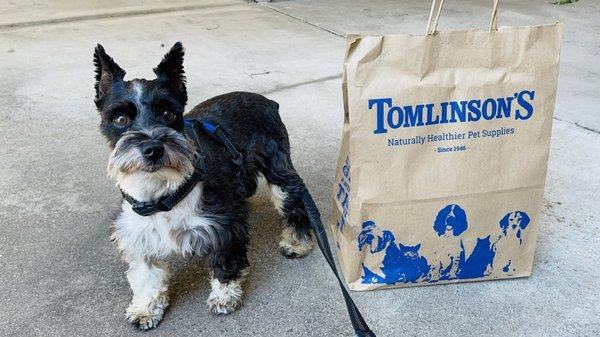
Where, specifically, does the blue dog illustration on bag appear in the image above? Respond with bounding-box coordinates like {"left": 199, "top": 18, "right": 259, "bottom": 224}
{"left": 358, "top": 221, "right": 430, "bottom": 284}
{"left": 457, "top": 211, "right": 530, "bottom": 277}
{"left": 358, "top": 207, "right": 531, "bottom": 285}
{"left": 428, "top": 204, "right": 468, "bottom": 281}
{"left": 493, "top": 211, "right": 531, "bottom": 274}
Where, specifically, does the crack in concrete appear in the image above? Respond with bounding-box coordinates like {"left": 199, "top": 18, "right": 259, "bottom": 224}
{"left": 0, "top": 3, "right": 240, "bottom": 30}
{"left": 260, "top": 73, "right": 342, "bottom": 95}
{"left": 258, "top": 3, "right": 345, "bottom": 37}
{"left": 574, "top": 122, "right": 600, "bottom": 135}
{"left": 554, "top": 116, "right": 600, "bottom": 135}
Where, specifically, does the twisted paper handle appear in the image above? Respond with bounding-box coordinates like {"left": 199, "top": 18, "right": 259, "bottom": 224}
{"left": 426, "top": 0, "right": 499, "bottom": 35}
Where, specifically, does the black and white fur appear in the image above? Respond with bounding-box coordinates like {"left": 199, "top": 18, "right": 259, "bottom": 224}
{"left": 94, "top": 42, "right": 313, "bottom": 330}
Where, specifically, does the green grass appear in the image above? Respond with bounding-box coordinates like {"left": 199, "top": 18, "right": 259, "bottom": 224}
{"left": 551, "top": 0, "right": 579, "bottom": 4}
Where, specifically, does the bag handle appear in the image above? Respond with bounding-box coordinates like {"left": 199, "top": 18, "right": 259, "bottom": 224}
{"left": 426, "top": 0, "right": 499, "bottom": 35}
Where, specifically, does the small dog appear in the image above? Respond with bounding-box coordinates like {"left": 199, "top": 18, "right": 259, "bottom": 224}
{"left": 94, "top": 42, "right": 313, "bottom": 330}
{"left": 493, "top": 211, "right": 531, "bottom": 274}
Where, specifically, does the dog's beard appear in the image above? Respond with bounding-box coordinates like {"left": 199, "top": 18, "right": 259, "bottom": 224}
{"left": 107, "top": 127, "right": 196, "bottom": 201}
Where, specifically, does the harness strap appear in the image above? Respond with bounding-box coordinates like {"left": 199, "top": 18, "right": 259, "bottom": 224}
{"left": 193, "top": 120, "right": 244, "bottom": 175}
{"left": 184, "top": 120, "right": 209, "bottom": 176}
{"left": 213, "top": 126, "right": 244, "bottom": 174}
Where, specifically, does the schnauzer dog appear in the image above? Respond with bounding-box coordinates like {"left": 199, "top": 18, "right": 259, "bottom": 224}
{"left": 94, "top": 42, "right": 313, "bottom": 330}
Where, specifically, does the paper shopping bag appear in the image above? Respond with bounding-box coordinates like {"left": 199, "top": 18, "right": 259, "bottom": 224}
{"left": 332, "top": 0, "right": 563, "bottom": 290}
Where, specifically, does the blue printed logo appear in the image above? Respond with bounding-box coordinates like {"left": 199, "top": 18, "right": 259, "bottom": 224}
{"left": 368, "top": 90, "right": 535, "bottom": 134}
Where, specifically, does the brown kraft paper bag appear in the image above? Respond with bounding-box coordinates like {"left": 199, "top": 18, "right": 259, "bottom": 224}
{"left": 332, "top": 0, "right": 563, "bottom": 290}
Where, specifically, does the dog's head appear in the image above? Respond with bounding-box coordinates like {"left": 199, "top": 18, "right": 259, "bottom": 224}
{"left": 358, "top": 221, "right": 394, "bottom": 254}
{"left": 94, "top": 43, "right": 196, "bottom": 197}
{"left": 433, "top": 204, "right": 468, "bottom": 237}
{"left": 499, "top": 211, "right": 530, "bottom": 244}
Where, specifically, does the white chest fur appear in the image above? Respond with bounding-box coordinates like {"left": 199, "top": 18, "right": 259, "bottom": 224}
{"left": 111, "top": 172, "right": 217, "bottom": 260}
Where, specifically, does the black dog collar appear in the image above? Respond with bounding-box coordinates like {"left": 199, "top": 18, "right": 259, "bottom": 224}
{"left": 121, "top": 119, "right": 241, "bottom": 217}
{"left": 121, "top": 168, "right": 204, "bottom": 216}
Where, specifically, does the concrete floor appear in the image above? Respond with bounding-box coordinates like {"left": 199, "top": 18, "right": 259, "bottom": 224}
{"left": 0, "top": 1, "right": 598, "bottom": 336}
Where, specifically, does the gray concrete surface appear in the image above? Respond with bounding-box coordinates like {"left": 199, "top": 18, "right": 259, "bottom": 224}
{"left": 0, "top": 1, "right": 241, "bottom": 27}
{"left": 0, "top": 1, "right": 598, "bottom": 336}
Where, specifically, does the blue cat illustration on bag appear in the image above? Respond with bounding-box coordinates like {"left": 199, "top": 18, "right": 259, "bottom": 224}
{"left": 455, "top": 235, "right": 495, "bottom": 279}
{"left": 358, "top": 221, "right": 430, "bottom": 284}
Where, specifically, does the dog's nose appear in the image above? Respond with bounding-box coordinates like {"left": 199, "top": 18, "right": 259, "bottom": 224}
{"left": 141, "top": 141, "right": 165, "bottom": 161}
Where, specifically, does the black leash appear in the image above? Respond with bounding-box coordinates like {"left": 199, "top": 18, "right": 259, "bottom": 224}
{"left": 122, "top": 119, "right": 375, "bottom": 336}
{"left": 299, "top": 186, "right": 376, "bottom": 337}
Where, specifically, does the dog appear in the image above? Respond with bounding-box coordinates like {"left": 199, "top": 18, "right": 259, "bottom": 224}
{"left": 94, "top": 42, "right": 313, "bottom": 330}
{"left": 427, "top": 204, "right": 468, "bottom": 281}
{"left": 492, "top": 211, "right": 531, "bottom": 274}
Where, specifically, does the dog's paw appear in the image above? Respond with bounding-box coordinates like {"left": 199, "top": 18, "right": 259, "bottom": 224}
{"left": 126, "top": 311, "right": 161, "bottom": 331}
{"left": 207, "top": 295, "right": 242, "bottom": 315}
{"left": 126, "top": 294, "right": 168, "bottom": 331}
{"left": 279, "top": 229, "right": 313, "bottom": 258}
{"left": 279, "top": 240, "right": 313, "bottom": 258}
{"left": 207, "top": 277, "right": 244, "bottom": 315}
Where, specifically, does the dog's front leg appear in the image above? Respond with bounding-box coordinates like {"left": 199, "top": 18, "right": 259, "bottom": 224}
{"left": 206, "top": 266, "right": 248, "bottom": 315}
{"left": 125, "top": 257, "right": 170, "bottom": 330}
{"left": 204, "top": 240, "right": 249, "bottom": 315}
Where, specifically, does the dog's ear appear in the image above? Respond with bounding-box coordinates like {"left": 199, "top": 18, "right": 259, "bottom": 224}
{"left": 517, "top": 211, "right": 530, "bottom": 230}
{"left": 154, "top": 42, "right": 187, "bottom": 104}
{"left": 499, "top": 213, "right": 510, "bottom": 235}
{"left": 94, "top": 44, "right": 126, "bottom": 101}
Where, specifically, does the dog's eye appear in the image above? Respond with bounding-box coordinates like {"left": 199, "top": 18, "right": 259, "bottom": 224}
{"left": 162, "top": 110, "right": 176, "bottom": 123}
{"left": 113, "top": 115, "right": 130, "bottom": 127}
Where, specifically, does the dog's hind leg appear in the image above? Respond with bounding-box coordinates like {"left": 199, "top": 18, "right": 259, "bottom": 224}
{"left": 261, "top": 141, "right": 313, "bottom": 258}
{"left": 269, "top": 182, "right": 314, "bottom": 258}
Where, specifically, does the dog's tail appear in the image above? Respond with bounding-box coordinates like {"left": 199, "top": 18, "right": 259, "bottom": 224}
{"left": 297, "top": 183, "right": 376, "bottom": 337}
